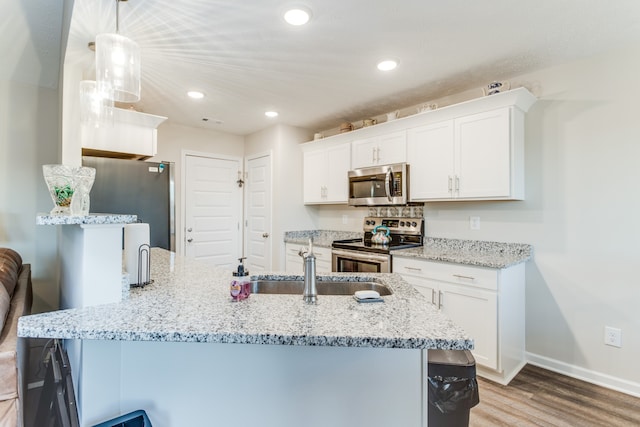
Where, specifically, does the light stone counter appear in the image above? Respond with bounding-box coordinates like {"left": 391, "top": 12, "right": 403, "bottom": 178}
{"left": 36, "top": 213, "right": 137, "bottom": 225}
{"left": 284, "top": 230, "right": 362, "bottom": 248}
{"left": 394, "top": 237, "right": 532, "bottom": 269}
{"left": 18, "top": 248, "right": 472, "bottom": 350}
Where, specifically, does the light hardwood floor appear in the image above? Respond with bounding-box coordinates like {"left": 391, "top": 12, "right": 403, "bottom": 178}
{"left": 470, "top": 364, "right": 640, "bottom": 427}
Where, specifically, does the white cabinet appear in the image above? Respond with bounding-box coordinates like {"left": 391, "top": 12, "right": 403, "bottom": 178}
{"left": 351, "top": 131, "right": 406, "bottom": 168}
{"left": 393, "top": 256, "right": 525, "bottom": 385}
{"left": 408, "top": 107, "right": 524, "bottom": 201}
{"left": 285, "top": 243, "right": 332, "bottom": 273}
{"left": 81, "top": 108, "right": 167, "bottom": 159}
{"left": 303, "top": 143, "right": 351, "bottom": 204}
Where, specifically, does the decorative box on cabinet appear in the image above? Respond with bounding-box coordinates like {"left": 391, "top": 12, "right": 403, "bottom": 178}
{"left": 393, "top": 256, "right": 525, "bottom": 385}
{"left": 351, "top": 131, "right": 406, "bottom": 169}
{"left": 408, "top": 107, "right": 523, "bottom": 201}
{"left": 285, "top": 243, "right": 332, "bottom": 273}
{"left": 303, "top": 143, "right": 351, "bottom": 204}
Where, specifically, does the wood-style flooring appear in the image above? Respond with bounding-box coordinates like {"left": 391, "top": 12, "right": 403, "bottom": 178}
{"left": 470, "top": 364, "right": 640, "bottom": 427}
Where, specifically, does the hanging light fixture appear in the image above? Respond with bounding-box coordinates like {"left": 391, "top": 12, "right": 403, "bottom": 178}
{"left": 79, "top": 80, "right": 114, "bottom": 127}
{"left": 96, "top": 0, "right": 140, "bottom": 103}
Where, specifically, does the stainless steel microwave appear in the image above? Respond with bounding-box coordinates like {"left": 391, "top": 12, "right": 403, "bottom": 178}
{"left": 348, "top": 163, "right": 409, "bottom": 206}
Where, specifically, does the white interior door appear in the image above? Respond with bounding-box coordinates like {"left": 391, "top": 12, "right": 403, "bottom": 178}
{"left": 184, "top": 154, "right": 242, "bottom": 270}
{"left": 244, "top": 153, "right": 272, "bottom": 272}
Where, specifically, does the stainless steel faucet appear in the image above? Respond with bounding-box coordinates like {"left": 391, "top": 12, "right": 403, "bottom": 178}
{"left": 301, "top": 239, "right": 317, "bottom": 304}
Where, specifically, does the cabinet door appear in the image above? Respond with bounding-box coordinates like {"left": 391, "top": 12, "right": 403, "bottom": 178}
{"left": 376, "top": 131, "right": 407, "bottom": 165}
{"left": 325, "top": 144, "right": 351, "bottom": 203}
{"left": 351, "top": 131, "right": 407, "bottom": 168}
{"left": 439, "top": 281, "right": 498, "bottom": 370}
{"left": 285, "top": 243, "right": 304, "bottom": 273}
{"left": 351, "top": 137, "right": 379, "bottom": 169}
{"left": 303, "top": 149, "right": 327, "bottom": 203}
{"left": 407, "top": 121, "right": 455, "bottom": 200}
{"left": 313, "top": 246, "right": 332, "bottom": 273}
{"left": 455, "top": 108, "right": 511, "bottom": 198}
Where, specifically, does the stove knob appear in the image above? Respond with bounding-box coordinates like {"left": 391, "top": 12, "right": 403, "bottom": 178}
{"left": 370, "top": 220, "right": 376, "bottom": 225}
{"left": 411, "top": 221, "right": 418, "bottom": 227}
{"left": 399, "top": 221, "right": 405, "bottom": 227}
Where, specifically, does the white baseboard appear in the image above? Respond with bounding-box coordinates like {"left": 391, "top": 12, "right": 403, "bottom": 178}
{"left": 526, "top": 352, "right": 640, "bottom": 398}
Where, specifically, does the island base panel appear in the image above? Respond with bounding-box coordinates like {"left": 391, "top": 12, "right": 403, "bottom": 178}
{"left": 76, "top": 340, "right": 426, "bottom": 427}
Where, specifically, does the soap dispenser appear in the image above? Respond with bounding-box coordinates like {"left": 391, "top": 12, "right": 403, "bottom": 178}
{"left": 230, "top": 257, "right": 250, "bottom": 301}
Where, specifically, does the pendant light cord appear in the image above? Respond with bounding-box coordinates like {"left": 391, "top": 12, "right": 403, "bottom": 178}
{"left": 115, "top": 0, "right": 120, "bottom": 33}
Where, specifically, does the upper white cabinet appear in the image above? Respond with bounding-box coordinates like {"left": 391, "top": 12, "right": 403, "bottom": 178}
{"left": 351, "top": 131, "right": 407, "bottom": 168}
{"left": 303, "top": 143, "right": 351, "bottom": 204}
{"left": 81, "top": 108, "right": 167, "bottom": 160}
{"left": 408, "top": 107, "right": 524, "bottom": 201}
{"left": 301, "top": 88, "right": 536, "bottom": 205}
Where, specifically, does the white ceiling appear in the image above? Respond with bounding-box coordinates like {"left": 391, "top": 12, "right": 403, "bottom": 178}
{"left": 23, "top": 1, "right": 640, "bottom": 135}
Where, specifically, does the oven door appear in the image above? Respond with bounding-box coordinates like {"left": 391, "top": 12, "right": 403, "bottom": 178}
{"left": 331, "top": 248, "right": 391, "bottom": 273}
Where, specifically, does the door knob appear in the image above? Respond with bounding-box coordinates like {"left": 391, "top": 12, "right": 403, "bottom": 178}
{"left": 187, "top": 238, "right": 193, "bottom": 243}
{"left": 262, "top": 233, "right": 269, "bottom": 238}
{"left": 187, "top": 228, "right": 192, "bottom": 232}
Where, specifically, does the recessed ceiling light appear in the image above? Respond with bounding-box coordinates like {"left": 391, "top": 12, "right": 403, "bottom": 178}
{"left": 187, "top": 91, "right": 205, "bottom": 99}
{"left": 265, "top": 111, "right": 279, "bottom": 118}
{"left": 377, "top": 60, "right": 398, "bottom": 71}
{"left": 284, "top": 8, "right": 311, "bottom": 26}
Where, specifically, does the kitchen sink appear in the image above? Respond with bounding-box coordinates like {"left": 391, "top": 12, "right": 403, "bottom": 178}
{"left": 250, "top": 280, "right": 392, "bottom": 296}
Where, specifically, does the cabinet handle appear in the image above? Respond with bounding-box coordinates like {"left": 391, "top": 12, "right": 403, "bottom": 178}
{"left": 376, "top": 147, "right": 381, "bottom": 163}
{"left": 448, "top": 176, "right": 453, "bottom": 193}
{"left": 455, "top": 176, "right": 460, "bottom": 192}
{"left": 431, "top": 289, "right": 436, "bottom": 305}
{"left": 438, "top": 290, "right": 443, "bottom": 309}
{"left": 404, "top": 266, "right": 422, "bottom": 272}
{"left": 372, "top": 148, "right": 377, "bottom": 164}
{"left": 453, "top": 274, "right": 475, "bottom": 281}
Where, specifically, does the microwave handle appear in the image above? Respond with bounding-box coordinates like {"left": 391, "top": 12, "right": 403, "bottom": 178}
{"left": 384, "top": 169, "right": 393, "bottom": 202}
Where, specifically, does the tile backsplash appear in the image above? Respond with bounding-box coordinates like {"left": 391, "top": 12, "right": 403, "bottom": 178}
{"left": 368, "top": 206, "right": 424, "bottom": 218}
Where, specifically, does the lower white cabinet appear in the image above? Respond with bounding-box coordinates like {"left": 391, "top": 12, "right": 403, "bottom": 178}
{"left": 393, "top": 256, "right": 525, "bottom": 385}
{"left": 285, "top": 243, "right": 332, "bottom": 273}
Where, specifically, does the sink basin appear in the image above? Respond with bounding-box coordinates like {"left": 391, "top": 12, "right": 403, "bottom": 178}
{"left": 250, "top": 280, "right": 392, "bottom": 296}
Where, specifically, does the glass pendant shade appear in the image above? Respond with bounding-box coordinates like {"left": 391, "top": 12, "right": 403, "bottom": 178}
{"left": 79, "top": 80, "right": 114, "bottom": 127}
{"left": 95, "top": 33, "right": 141, "bottom": 103}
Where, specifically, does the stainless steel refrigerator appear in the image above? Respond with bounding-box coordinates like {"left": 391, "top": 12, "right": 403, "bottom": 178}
{"left": 82, "top": 157, "right": 175, "bottom": 251}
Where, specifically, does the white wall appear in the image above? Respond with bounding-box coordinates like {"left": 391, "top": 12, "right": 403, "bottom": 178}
{"left": 0, "top": 83, "right": 60, "bottom": 314}
{"left": 305, "top": 44, "right": 640, "bottom": 395}
{"left": 245, "top": 124, "right": 314, "bottom": 269}
{"left": 150, "top": 122, "right": 244, "bottom": 255}
{"left": 0, "top": 0, "right": 72, "bottom": 312}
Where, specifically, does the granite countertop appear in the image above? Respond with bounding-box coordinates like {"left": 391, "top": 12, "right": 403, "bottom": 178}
{"left": 393, "top": 237, "right": 532, "bottom": 269}
{"left": 36, "top": 213, "right": 138, "bottom": 225}
{"left": 284, "top": 230, "right": 362, "bottom": 248}
{"left": 18, "top": 249, "right": 472, "bottom": 351}
{"left": 285, "top": 230, "right": 532, "bottom": 269}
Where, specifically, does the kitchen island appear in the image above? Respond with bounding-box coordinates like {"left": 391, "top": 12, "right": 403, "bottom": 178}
{"left": 19, "top": 249, "right": 472, "bottom": 427}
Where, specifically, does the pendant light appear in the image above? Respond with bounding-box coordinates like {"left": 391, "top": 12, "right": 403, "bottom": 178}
{"left": 96, "top": 0, "right": 140, "bottom": 103}
{"left": 79, "top": 80, "right": 114, "bottom": 127}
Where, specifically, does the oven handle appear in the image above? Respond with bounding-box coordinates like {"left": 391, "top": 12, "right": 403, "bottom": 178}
{"left": 331, "top": 249, "right": 390, "bottom": 264}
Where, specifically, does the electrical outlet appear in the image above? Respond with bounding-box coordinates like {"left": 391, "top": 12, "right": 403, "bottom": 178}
{"left": 469, "top": 216, "right": 480, "bottom": 230}
{"left": 342, "top": 215, "right": 348, "bottom": 225}
{"left": 604, "top": 326, "right": 622, "bottom": 347}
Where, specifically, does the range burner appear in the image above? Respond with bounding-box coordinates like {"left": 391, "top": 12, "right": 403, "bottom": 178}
{"left": 332, "top": 216, "right": 424, "bottom": 255}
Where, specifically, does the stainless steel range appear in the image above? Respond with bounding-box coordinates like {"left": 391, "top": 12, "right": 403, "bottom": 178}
{"left": 332, "top": 216, "right": 424, "bottom": 273}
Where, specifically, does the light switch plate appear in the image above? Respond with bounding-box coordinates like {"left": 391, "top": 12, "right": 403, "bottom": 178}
{"left": 469, "top": 216, "right": 480, "bottom": 230}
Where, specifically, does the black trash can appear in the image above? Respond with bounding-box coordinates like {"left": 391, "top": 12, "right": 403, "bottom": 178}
{"left": 428, "top": 349, "right": 480, "bottom": 427}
